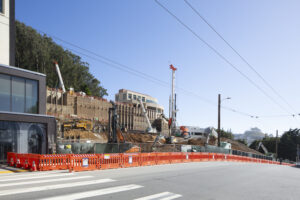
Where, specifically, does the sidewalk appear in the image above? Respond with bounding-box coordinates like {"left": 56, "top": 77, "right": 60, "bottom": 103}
{"left": 0, "top": 164, "right": 29, "bottom": 174}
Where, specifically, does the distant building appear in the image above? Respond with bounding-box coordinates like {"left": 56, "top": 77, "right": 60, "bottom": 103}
{"left": 0, "top": 0, "right": 15, "bottom": 66}
{"left": 115, "top": 89, "right": 164, "bottom": 118}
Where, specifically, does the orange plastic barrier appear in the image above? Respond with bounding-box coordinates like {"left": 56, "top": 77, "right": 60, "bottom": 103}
{"left": 214, "top": 153, "right": 226, "bottom": 161}
{"left": 7, "top": 152, "right": 17, "bottom": 167}
{"left": 7, "top": 152, "right": 294, "bottom": 172}
{"left": 140, "top": 153, "right": 156, "bottom": 166}
{"left": 156, "top": 152, "right": 171, "bottom": 165}
{"left": 99, "top": 153, "right": 122, "bottom": 170}
{"left": 39, "top": 154, "right": 70, "bottom": 171}
{"left": 169, "top": 152, "right": 185, "bottom": 163}
{"left": 122, "top": 153, "right": 140, "bottom": 168}
{"left": 69, "top": 154, "right": 98, "bottom": 172}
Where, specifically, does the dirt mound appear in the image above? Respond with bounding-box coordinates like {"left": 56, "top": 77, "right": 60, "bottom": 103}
{"left": 221, "top": 138, "right": 262, "bottom": 155}
{"left": 64, "top": 129, "right": 108, "bottom": 142}
{"left": 185, "top": 137, "right": 217, "bottom": 146}
{"left": 124, "top": 133, "right": 157, "bottom": 143}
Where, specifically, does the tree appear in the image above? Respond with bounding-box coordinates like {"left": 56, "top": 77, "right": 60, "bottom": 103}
{"left": 220, "top": 129, "right": 233, "bottom": 139}
{"left": 249, "top": 137, "right": 277, "bottom": 154}
{"left": 278, "top": 129, "right": 300, "bottom": 161}
{"left": 15, "top": 21, "right": 108, "bottom": 97}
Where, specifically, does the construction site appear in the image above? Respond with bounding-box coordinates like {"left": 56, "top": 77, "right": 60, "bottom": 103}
{"left": 45, "top": 63, "right": 266, "bottom": 158}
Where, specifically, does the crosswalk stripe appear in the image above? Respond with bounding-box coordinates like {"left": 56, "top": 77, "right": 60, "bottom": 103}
{"left": 39, "top": 184, "right": 143, "bottom": 200}
{"left": 0, "top": 171, "right": 64, "bottom": 178}
{"left": 134, "top": 192, "right": 182, "bottom": 200}
{"left": 0, "top": 175, "right": 93, "bottom": 187}
{"left": 0, "top": 172, "right": 73, "bottom": 182}
{"left": 0, "top": 178, "right": 115, "bottom": 196}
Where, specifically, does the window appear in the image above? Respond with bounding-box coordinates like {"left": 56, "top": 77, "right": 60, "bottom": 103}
{"left": 137, "top": 96, "right": 141, "bottom": 100}
{"left": 142, "top": 97, "right": 145, "bottom": 102}
{"left": 25, "top": 80, "right": 38, "bottom": 113}
{"left": 12, "top": 77, "right": 25, "bottom": 113}
{"left": 0, "top": 74, "right": 38, "bottom": 114}
{"left": 133, "top": 95, "right": 136, "bottom": 100}
{"left": 128, "top": 93, "right": 132, "bottom": 100}
{"left": 123, "top": 93, "right": 127, "bottom": 100}
{"left": 0, "top": 0, "right": 3, "bottom": 13}
{"left": 0, "top": 74, "right": 10, "bottom": 111}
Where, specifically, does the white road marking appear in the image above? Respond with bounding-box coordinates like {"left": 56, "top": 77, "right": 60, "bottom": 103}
{"left": 0, "top": 171, "right": 66, "bottom": 177}
{"left": 0, "top": 179, "right": 115, "bottom": 196}
{"left": 0, "top": 172, "right": 73, "bottom": 182}
{"left": 0, "top": 175, "right": 93, "bottom": 187}
{"left": 39, "top": 184, "right": 143, "bottom": 200}
{"left": 134, "top": 192, "right": 182, "bottom": 200}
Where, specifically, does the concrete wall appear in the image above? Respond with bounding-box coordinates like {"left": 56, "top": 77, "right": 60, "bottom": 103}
{"left": 0, "top": 0, "right": 10, "bottom": 65}
{"left": 46, "top": 88, "right": 167, "bottom": 132}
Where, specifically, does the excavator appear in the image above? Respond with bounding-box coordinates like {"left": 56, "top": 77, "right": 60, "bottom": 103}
{"left": 256, "top": 141, "right": 269, "bottom": 154}
{"left": 138, "top": 99, "right": 157, "bottom": 133}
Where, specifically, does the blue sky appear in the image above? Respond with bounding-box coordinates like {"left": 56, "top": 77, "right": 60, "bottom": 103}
{"left": 16, "top": 0, "right": 300, "bottom": 135}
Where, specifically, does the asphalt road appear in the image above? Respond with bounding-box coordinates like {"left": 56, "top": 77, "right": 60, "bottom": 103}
{"left": 0, "top": 162, "right": 299, "bottom": 200}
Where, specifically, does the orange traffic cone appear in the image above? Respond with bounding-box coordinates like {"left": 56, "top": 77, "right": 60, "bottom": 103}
{"left": 10, "top": 158, "right": 14, "bottom": 166}
{"left": 31, "top": 161, "right": 37, "bottom": 171}
{"left": 16, "top": 159, "right": 20, "bottom": 168}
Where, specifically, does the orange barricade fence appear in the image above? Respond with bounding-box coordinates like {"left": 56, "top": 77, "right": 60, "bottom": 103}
{"left": 28, "top": 154, "right": 42, "bottom": 171}
{"left": 7, "top": 152, "right": 17, "bottom": 167}
{"left": 39, "top": 154, "right": 70, "bottom": 171}
{"left": 7, "top": 152, "right": 295, "bottom": 172}
{"left": 156, "top": 152, "right": 171, "bottom": 165}
{"left": 215, "top": 153, "right": 226, "bottom": 161}
{"left": 69, "top": 154, "right": 98, "bottom": 172}
{"left": 140, "top": 153, "right": 156, "bottom": 166}
{"left": 189, "top": 152, "right": 201, "bottom": 162}
{"left": 99, "top": 153, "right": 122, "bottom": 170}
{"left": 122, "top": 153, "right": 140, "bottom": 168}
{"left": 182, "top": 153, "right": 191, "bottom": 163}
{"left": 169, "top": 152, "right": 185, "bottom": 164}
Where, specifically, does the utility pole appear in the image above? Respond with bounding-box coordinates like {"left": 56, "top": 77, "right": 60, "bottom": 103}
{"left": 297, "top": 144, "right": 299, "bottom": 164}
{"left": 275, "top": 130, "right": 278, "bottom": 161}
{"left": 218, "top": 94, "right": 221, "bottom": 147}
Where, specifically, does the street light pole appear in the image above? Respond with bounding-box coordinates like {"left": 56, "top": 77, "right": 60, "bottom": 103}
{"left": 218, "top": 94, "right": 221, "bottom": 147}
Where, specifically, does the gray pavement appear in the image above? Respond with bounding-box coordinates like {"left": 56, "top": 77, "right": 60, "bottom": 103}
{"left": 0, "top": 162, "right": 299, "bottom": 200}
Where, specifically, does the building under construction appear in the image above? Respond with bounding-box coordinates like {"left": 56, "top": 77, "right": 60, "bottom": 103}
{"left": 46, "top": 88, "right": 169, "bottom": 134}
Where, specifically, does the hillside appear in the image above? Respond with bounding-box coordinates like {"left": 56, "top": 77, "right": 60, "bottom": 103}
{"left": 15, "top": 21, "right": 107, "bottom": 97}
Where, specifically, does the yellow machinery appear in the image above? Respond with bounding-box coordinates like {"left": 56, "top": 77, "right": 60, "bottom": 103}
{"left": 63, "top": 120, "right": 93, "bottom": 131}
{"left": 75, "top": 120, "right": 92, "bottom": 131}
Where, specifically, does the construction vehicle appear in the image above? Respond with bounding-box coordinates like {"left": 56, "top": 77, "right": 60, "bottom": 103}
{"left": 256, "top": 141, "right": 269, "bottom": 154}
{"left": 54, "top": 61, "right": 66, "bottom": 93}
{"left": 108, "top": 101, "right": 141, "bottom": 153}
{"left": 179, "top": 126, "right": 190, "bottom": 138}
{"left": 108, "top": 101, "right": 125, "bottom": 143}
{"left": 74, "top": 120, "right": 92, "bottom": 131}
{"left": 138, "top": 99, "right": 156, "bottom": 133}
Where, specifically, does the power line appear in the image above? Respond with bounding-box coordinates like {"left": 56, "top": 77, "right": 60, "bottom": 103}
{"left": 184, "top": 0, "right": 297, "bottom": 114}
{"left": 35, "top": 29, "right": 295, "bottom": 119}
{"left": 37, "top": 29, "right": 169, "bottom": 87}
{"left": 154, "top": 0, "right": 294, "bottom": 115}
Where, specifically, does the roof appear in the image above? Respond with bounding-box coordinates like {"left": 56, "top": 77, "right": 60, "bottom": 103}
{"left": 0, "top": 64, "right": 46, "bottom": 77}
{"left": 118, "top": 89, "right": 154, "bottom": 99}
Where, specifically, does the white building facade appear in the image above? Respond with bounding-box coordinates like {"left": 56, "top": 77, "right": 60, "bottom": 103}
{"left": 115, "top": 89, "right": 164, "bottom": 117}
{"left": 0, "top": 0, "right": 15, "bottom": 66}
